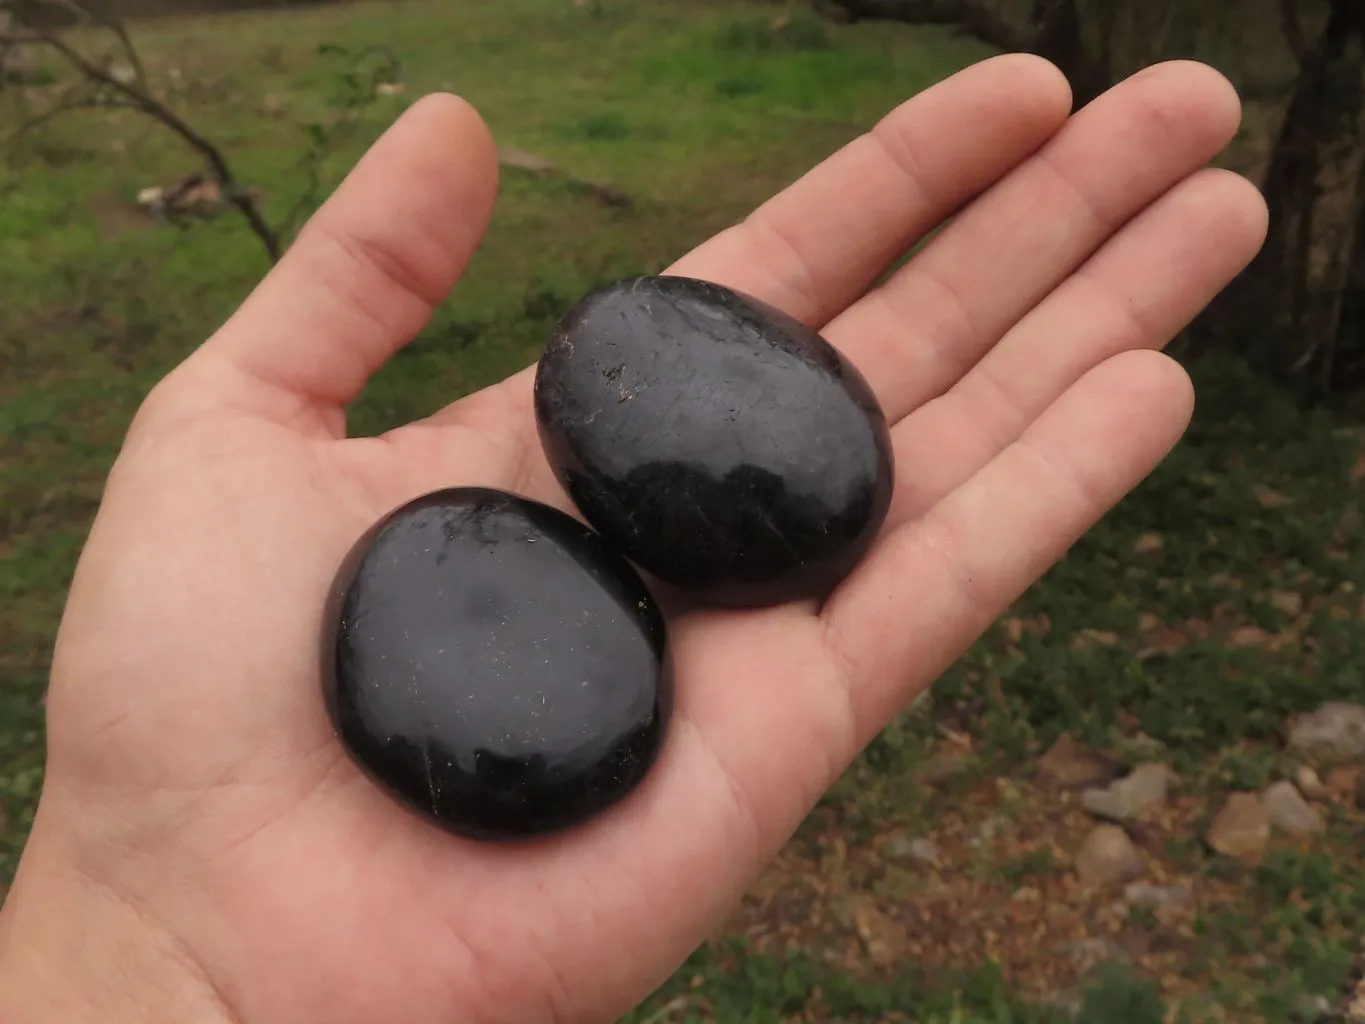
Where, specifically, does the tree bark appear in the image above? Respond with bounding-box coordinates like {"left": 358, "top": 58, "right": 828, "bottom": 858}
{"left": 813, "top": 0, "right": 1108, "bottom": 109}
{"left": 1197, "top": 0, "right": 1365, "bottom": 399}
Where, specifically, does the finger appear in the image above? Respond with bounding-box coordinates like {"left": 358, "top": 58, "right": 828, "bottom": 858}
{"left": 667, "top": 52, "right": 1072, "bottom": 327}
{"left": 445, "top": 54, "right": 1070, "bottom": 478}
{"left": 166, "top": 94, "right": 499, "bottom": 432}
{"left": 883, "top": 167, "right": 1266, "bottom": 527}
{"left": 822, "top": 349, "right": 1194, "bottom": 743}
{"left": 824, "top": 60, "right": 1242, "bottom": 423}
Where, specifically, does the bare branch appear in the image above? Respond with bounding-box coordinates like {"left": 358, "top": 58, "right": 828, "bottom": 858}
{"left": 2, "top": 84, "right": 136, "bottom": 144}
{"left": 13, "top": 23, "right": 280, "bottom": 261}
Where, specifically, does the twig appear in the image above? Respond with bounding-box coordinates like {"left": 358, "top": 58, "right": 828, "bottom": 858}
{"left": 11, "top": 24, "right": 280, "bottom": 261}
{"left": 2, "top": 85, "right": 136, "bottom": 145}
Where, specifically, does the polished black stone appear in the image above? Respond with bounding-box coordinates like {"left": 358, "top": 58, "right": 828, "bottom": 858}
{"left": 322, "top": 487, "right": 670, "bottom": 841}
{"left": 533, "top": 274, "right": 895, "bottom": 607}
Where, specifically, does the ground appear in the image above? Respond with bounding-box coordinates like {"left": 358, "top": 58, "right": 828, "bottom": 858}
{"left": 0, "top": 1, "right": 1363, "bottom": 1021}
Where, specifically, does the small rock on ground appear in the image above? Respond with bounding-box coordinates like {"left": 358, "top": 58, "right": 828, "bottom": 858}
{"left": 1082, "top": 762, "right": 1174, "bottom": 822}
{"left": 1075, "top": 824, "right": 1146, "bottom": 887}
{"left": 1289, "top": 702, "right": 1365, "bottom": 762}
{"left": 1036, "top": 733, "right": 1126, "bottom": 789}
{"left": 1124, "top": 881, "right": 1193, "bottom": 908}
{"left": 1298, "top": 764, "right": 1329, "bottom": 800}
{"left": 1263, "top": 779, "right": 1325, "bottom": 835}
{"left": 1207, "top": 792, "right": 1271, "bottom": 860}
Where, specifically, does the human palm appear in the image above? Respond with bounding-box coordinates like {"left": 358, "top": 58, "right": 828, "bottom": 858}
{"left": 2, "top": 56, "right": 1266, "bottom": 1024}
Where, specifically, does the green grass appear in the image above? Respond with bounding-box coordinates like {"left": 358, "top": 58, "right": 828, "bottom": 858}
{"left": 619, "top": 938, "right": 1070, "bottom": 1024}
{"left": 3, "top": 1, "right": 1365, "bottom": 1021}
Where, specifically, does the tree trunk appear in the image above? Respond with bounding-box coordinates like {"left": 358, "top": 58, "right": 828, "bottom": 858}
{"left": 1197, "top": 0, "right": 1365, "bottom": 400}
{"left": 1030, "top": 0, "right": 1108, "bottom": 108}
{"left": 812, "top": 0, "right": 1109, "bottom": 109}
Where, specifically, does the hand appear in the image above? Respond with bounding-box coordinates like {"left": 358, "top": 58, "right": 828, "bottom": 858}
{"left": 0, "top": 55, "right": 1266, "bottom": 1024}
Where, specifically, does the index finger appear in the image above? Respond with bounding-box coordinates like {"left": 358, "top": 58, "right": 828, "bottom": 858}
{"left": 667, "top": 52, "right": 1073, "bottom": 326}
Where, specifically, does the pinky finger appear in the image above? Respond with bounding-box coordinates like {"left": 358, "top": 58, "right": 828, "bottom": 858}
{"left": 820, "top": 348, "right": 1194, "bottom": 743}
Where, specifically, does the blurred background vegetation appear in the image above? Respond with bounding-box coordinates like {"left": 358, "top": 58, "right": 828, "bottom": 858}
{"left": 1, "top": 0, "right": 1364, "bottom": 1020}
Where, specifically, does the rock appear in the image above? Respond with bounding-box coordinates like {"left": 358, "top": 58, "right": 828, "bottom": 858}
{"left": 1230, "top": 625, "right": 1272, "bottom": 648}
{"left": 323, "top": 487, "right": 671, "bottom": 840}
{"left": 1292, "top": 994, "right": 1332, "bottom": 1022}
{"left": 1075, "top": 824, "right": 1146, "bottom": 887}
{"left": 1272, "top": 590, "right": 1305, "bottom": 616}
{"left": 1289, "top": 702, "right": 1365, "bottom": 762}
{"left": 883, "top": 832, "right": 939, "bottom": 866}
{"left": 1327, "top": 765, "right": 1362, "bottom": 804}
{"left": 533, "top": 274, "right": 894, "bottom": 606}
{"left": 854, "top": 898, "right": 909, "bottom": 968}
{"left": 1206, "top": 792, "right": 1271, "bottom": 860}
{"left": 1298, "top": 764, "right": 1329, "bottom": 801}
{"left": 1263, "top": 780, "right": 1325, "bottom": 836}
{"left": 1036, "top": 733, "right": 1126, "bottom": 790}
{"left": 1082, "top": 763, "right": 1174, "bottom": 822}
{"left": 1123, "top": 881, "right": 1193, "bottom": 908}
{"left": 1254, "top": 482, "right": 1294, "bottom": 508}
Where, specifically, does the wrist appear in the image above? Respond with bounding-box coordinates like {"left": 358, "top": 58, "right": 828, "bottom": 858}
{"left": 0, "top": 802, "right": 238, "bottom": 1024}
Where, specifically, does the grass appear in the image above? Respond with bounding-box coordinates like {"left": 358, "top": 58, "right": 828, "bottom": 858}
{"left": 1, "top": 1, "right": 1363, "bottom": 1021}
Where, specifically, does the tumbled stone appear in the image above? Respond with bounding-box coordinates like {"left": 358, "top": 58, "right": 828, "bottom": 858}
{"left": 323, "top": 487, "right": 671, "bottom": 840}
{"left": 1123, "top": 881, "right": 1192, "bottom": 908}
{"left": 1297, "top": 764, "right": 1328, "bottom": 801}
{"left": 533, "top": 273, "right": 894, "bottom": 607}
{"left": 1036, "top": 732, "right": 1126, "bottom": 790}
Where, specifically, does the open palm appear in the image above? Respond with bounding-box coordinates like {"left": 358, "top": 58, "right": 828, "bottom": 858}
{"left": 6, "top": 55, "right": 1266, "bottom": 1024}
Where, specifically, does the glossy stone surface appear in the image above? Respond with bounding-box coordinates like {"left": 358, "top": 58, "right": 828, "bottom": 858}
{"left": 322, "top": 487, "right": 670, "bottom": 841}
{"left": 533, "top": 274, "right": 895, "bottom": 606}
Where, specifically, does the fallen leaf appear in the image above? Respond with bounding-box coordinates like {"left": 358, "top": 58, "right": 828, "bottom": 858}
{"left": 1229, "top": 625, "right": 1271, "bottom": 648}
{"left": 1271, "top": 591, "right": 1305, "bottom": 616}
{"left": 1253, "top": 483, "right": 1294, "bottom": 508}
{"left": 1069, "top": 628, "right": 1119, "bottom": 651}
{"left": 1133, "top": 531, "right": 1164, "bottom": 554}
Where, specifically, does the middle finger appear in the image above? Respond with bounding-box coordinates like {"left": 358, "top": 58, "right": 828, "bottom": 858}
{"left": 824, "top": 60, "right": 1244, "bottom": 426}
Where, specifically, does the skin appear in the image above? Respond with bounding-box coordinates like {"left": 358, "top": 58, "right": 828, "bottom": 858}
{"left": 0, "top": 55, "right": 1267, "bottom": 1024}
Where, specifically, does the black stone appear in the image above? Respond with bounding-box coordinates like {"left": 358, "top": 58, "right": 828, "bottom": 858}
{"left": 322, "top": 487, "right": 670, "bottom": 841}
{"left": 533, "top": 274, "right": 895, "bottom": 607}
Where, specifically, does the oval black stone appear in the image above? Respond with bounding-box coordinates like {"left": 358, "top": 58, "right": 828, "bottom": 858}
{"left": 322, "top": 487, "right": 670, "bottom": 841}
{"left": 533, "top": 274, "right": 895, "bottom": 607}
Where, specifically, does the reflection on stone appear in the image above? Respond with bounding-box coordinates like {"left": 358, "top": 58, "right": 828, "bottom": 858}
{"left": 534, "top": 273, "right": 894, "bottom": 606}
{"left": 323, "top": 487, "right": 670, "bottom": 841}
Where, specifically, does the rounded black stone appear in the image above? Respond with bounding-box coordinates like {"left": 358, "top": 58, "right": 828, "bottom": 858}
{"left": 533, "top": 274, "right": 895, "bottom": 607}
{"left": 322, "top": 487, "right": 670, "bottom": 841}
